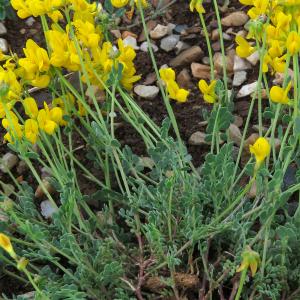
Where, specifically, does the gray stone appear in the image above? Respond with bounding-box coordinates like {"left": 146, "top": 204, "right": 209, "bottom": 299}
{"left": 140, "top": 41, "right": 158, "bottom": 52}
{"left": 150, "top": 24, "right": 169, "bottom": 39}
{"left": 175, "top": 41, "right": 190, "bottom": 54}
{"left": 0, "top": 153, "right": 18, "bottom": 173}
{"left": 134, "top": 85, "right": 159, "bottom": 99}
{"left": 0, "top": 38, "right": 8, "bottom": 53}
{"left": 188, "top": 131, "right": 207, "bottom": 145}
{"left": 123, "top": 36, "right": 139, "bottom": 50}
{"left": 41, "top": 200, "right": 58, "bottom": 219}
{"left": 0, "top": 23, "right": 7, "bottom": 35}
{"left": 233, "top": 71, "right": 247, "bottom": 87}
{"left": 160, "top": 34, "right": 180, "bottom": 52}
{"left": 170, "top": 46, "right": 203, "bottom": 67}
{"left": 237, "top": 81, "right": 257, "bottom": 98}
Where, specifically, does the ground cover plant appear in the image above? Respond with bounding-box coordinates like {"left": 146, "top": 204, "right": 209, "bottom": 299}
{"left": 0, "top": 0, "right": 300, "bottom": 299}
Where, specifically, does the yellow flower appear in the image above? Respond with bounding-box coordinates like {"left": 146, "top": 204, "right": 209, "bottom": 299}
{"left": 160, "top": 68, "right": 175, "bottom": 82}
{"left": 47, "top": 29, "right": 81, "bottom": 72}
{"left": 134, "top": 0, "right": 148, "bottom": 8}
{"left": 249, "top": 137, "right": 270, "bottom": 167}
{"left": 111, "top": 0, "right": 129, "bottom": 8}
{"left": 0, "top": 233, "right": 17, "bottom": 259}
{"left": 0, "top": 68, "right": 22, "bottom": 102}
{"left": 189, "top": 0, "right": 205, "bottom": 13}
{"left": 23, "top": 97, "right": 38, "bottom": 119}
{"left": 18, "top": 39, "right": 50, "bottom": 88}
{"left": 247, "top": 0, "right": 269, "bottom": 20}
{"left": 71, "top": 19, "right": 101, "bottom": 48}
{"left": 11, "top": 0, "right": 31, "bottom": 18}
{"left": 237, "top": 246, "right": 260, "bottom": 277}
{"left": 236, "top": 36, "right": 255, "bottom": 58}
{"left": 239, "top": 0, "right": 254, "bottom": 5}
{"left": 159, "top": 68, "right": 189, "bottom": 102}
{"left": 2, "top": 112, "right": 23, "bottom": 144}
{"left": 286, "top": 31, "right": 300, "bottom": 55}
{"left": 198, "top": 80, "right": 217, "bottom": 104}
{"left": 270, "top": 82, "right": 292, "bottom": 105}
{"left": 24, "top": 119, "right": 39, "bottom": 144}
{"left": 17, "top": 257, "right": 29, "bottom": 271}
{"left": 37, "top": 102, "right": 62, "bottom": 135}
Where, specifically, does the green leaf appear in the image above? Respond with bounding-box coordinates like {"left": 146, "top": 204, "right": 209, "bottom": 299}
{"left": 294, "top": 116, "right": 300, "bottom": 135}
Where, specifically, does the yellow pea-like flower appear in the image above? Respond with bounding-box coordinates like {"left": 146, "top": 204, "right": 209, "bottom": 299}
{"left": 286, "top": 31, "right": 300, "bottom": 55}
{"left": 24, "top": 119, "right": 39, "bottom": 144}
{"left": 189, "top": 0, "right": 205, "bottom": 14}
{"left": 249, "top": 137, "right": 271, "bottom": 168}
{"left": 237, "top": 246, "right": 260, "bottom": 277}
{"left": 270, "top": 82, "right": 292, "bottom": 105}
{"left": 236, "top": 35, "right": 255, "bottom": 58}
{"left": 198, "top": 80, "right": 217, "bottom": 104}
{"left": 159, "top": 68, "right": 176, "bottom": 82}
{"left": 160, "top": 68, "right": 189, "bottom": 103}
{"left": 23, "top": 97, "right": 38, "bottom": 119}
{"left": 111, "top": 0, "right": 129, "bottom": 8}
{"left": 0, "top": 233, "right": 17, "bottom": 259}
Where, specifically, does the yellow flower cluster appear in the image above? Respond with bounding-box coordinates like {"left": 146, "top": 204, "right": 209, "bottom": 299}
{"left": 159, "top": 68, "right": 189, "bottom": 103}
{"left": 236, "top": 0, "right": 300, "bottom": 73}
{"left": 238, "top": 0, "right": 300, "bottom": 105}
{"left": 1, "top": 0, "right": 141, "bottom": 145}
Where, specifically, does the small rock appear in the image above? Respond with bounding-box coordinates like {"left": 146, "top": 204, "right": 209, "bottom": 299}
{"left": 214, "top": 52, "right": 234, "bottom": 74}
{"left": 174, "top": 24, "right": 188, "bottom": 34}
{"left": 246, "top": 51, "right": 260, "bottom": 66}
{"left": 123, "top": 36, "right": 139, "bottom": 50}
{"left": 143, "top": 72, "right": 157, "bottom": 85}
{"left": 237, "top": 81, "right": 257, "bottom": 98}
{"left": 212, "top": 41, "right": 221, "bottom": 51}
{"left": 167, "top": 23, "right": 176, "bottom": 35}
{"left": 228, "top": 123, "right": 242, "bottom": 146}
{"left": 40, "top": 200, "right": 58, "bottom": 219}
{"left": 234, "top": 55, "right": 252, "bottom": 72}
{"left": 0, "top": 153, "right": 18, "bottom": 173}
{"left": 20, "top": 28, "right": 26, "bottom": 35}
{"left": 252, "top": 125, "right": 268, "bottom": 133}
{"left": 0, "top": 38, "right": 8, "bottom": 53}
{"left": 35, "top": 178, "right": 55, "bottom": 198}
{"left": 0, "top": 23, "right": 7, "bottom": 35}
{"left": 170, "top": 46, "right": 203, "bottom": 67}
{"left": 188, "top": 132, "right": 207, "bottom": 145}
{"left": 150, "top": 24, "right": 169, "bottom": 39}
{"left": 244, "top": 133, "right": 259, "bottom": 150}
{"left": 140, "top": 41, "right": 158, "bottom": 52}
{"left": 122, "top": 31, "right": 137, "bottom": 39}
{"left": 273, "top": 69, "right": 294, "bottom": 86}
{"left": 191, "top": 62, "right": 212, "bottom": 80}
{"left": 160, "top": 34, "right": 180, "bottom": 52}
{"left": 17, "top": 161, "right": 28, "bottom": 175}
{"left": 18, "top": 292, "right": 35, "bottom": 300}
{"left": 233, "top": 71, "right": 247, "bottom": 87}
{"left": 202, "top": 56, "right": 210, "bottom": 65}
{"left": 223, "top": 33, "right": 231, "bottom": 41}
{"left": 211, "top": 29, "right": 219, "bottom": 41}
{"left": 235, "top": 101, "right": 250, "bottom": 117}
{"left": 134, "top": 85, "right": 159, "bottom": 99}
{"left": 139, "top": 20, "right": 157, "bottom": 42}
{"left": 175, "top": 41, "right": 189, "bottom": 54}
{"left": 177, "top": 68, "right": 192, "bottom": 89}
{"left": 25, "top": 17, "right": 35, "bottom": 27}
{"left": 221, "top": 12, "right": 249, "bottom": 27}
{"left": 234, "top": 115, "right": 243, "bottom": 127}
{"left": 110, "top": 29, "right": 121, "bottom": 39}
{"left": 41, "top": 166, "right": 52, "bottom": 179}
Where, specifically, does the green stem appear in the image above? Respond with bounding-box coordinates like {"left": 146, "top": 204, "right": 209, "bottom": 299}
{"left": 235, "top": 268, "right": 247, "bottom": 300}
